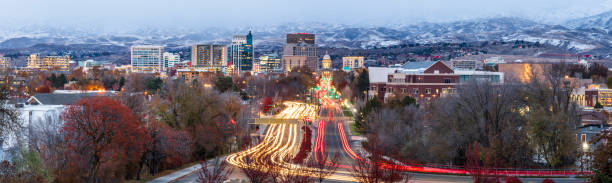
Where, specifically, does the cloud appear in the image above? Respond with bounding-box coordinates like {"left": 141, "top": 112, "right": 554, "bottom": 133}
{"left": 0, "top": 0, "right": 611, "bottom": 28}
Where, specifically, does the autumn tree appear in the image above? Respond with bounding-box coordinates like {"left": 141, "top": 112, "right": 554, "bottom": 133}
{"left": 61, "top": 97, "right": 149, "bottom": 183}
{"left": 522, "top": 63, "right": 580, "bottom": 168}
{"left": 138, "top": 121, "right": 193, "bottom": 178}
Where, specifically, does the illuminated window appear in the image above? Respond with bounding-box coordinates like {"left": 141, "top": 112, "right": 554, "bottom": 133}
{"left": 401, "top": 88, "right": 406, "bottom": 93}
{"left": 581, "top": 134, "right": 587, "bottom": 143}
{"left": 425, "top": 88, "right": 432, "bottom": 94}
{"left": 413, "top": 88, "right": 419, "bottom": 94}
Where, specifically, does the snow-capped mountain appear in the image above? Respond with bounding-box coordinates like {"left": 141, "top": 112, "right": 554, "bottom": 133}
{"left": 1, "top": 11, "right": 612, "bottom": 56}
{"left": 565, "top": 10, "right": 612, "bottom": 32}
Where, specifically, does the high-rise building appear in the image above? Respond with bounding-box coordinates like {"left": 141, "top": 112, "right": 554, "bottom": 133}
{"left": 0, "top": 57, "right": 11, "bottom": 69}
{"left": 229, "top": 31, "right": 253, "bottom": 72}
{"left": 131, "top": 45, "right": 163, "bottom": 73}
{"left": 258, "top": 54, "right": 282, "bottom": 73}
{"left": 282, "top": 33, "right": 317, "bottom": 72}
{"left": 27, "top": 54, "right": 70, "bottom": 71}
{"left": 191, "top": 44, "right": 227, "bottom": 70}
{"left": 287, "top": 33, "right": 315, "bottom": 44}
{"left": 163, "top": 52, "right": 180, "bottom": 69}
{"left": 342, "top": 56, "right": 365, "bottom": 71}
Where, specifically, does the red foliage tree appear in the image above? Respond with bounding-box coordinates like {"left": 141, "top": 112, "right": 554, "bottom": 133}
{"left": 465, "top": 142, "right": 503, "bottom": 183}
{"left": 293, "top": 126, "right": 312, "bottom": 164}
{"left": 61, "top": 97, "right": 149, "bottom": 183}
{"left": 261, "top": 97, "right": 273, "bottom": 113}
{"left": 505, "top": 177, "right": 522, "bottom": 183}
{"left": 141, "top": 122, "right": 193, "bottom": 177}
{"left": 541, "top": 179, "right": 555, "bottom": 183}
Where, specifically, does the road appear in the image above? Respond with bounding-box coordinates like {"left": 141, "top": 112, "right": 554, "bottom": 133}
{"left": 170, "top": 102, "right": 585, "bottom": 183}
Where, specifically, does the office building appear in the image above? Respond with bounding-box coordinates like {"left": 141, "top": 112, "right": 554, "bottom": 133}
{"left": 191, "top": 44, "right": 227, "bottom": 70}
{"left": 130, "top": 45, "right": 163, "bottom": 73}
{"left": 0, "top": 57, "right": 10, "bottom": 69}
{"left": 229, "top": 31, "right": 254, "bottom": 72}
{"left": 283, "top": 56, "right": 308, "bottom": 72}
{"left": 257, "top": 54, "right": 282, "bottom": 73}
{"left": 342, "top": 56, "right": 364, "bottom": 71}
{"left": 282, "top": 33, "right": 318, "bottom": 72}
{"left": 163, "top": 52, "right": 180, "bottom": 69}
{"left": 27, "top": 54, "right": 70, "bottom": 71}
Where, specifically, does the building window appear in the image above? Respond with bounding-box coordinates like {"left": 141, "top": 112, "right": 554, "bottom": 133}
{"left": 581, "top": 134, "right": 587, "bottom": 143}
{"left": 371, "top": 86, "right": 376, "bottom": 91}
{"left": 434, "top": 70, "right": 439, "bottom": 74}
{"left": 413, "top": 88, "right": 419, "bottom": 94}
{"left": 381, "top": 87, "right": 386, "bottom": 93}
{"left": 444, "top": 78, "right": 451, "bottom": 83}
{"left": 401, "top": 88, "right": 406, "bottom": 93}
{"left": 388, "top": 87, "right": 393, "bottom": 93}
{"left": 425, "top": 88, "right": 432, "bottom": 94}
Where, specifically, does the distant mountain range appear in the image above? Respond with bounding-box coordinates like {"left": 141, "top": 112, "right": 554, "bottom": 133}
{"left": 0, "top": 10, "right": 611, "bottom": 57}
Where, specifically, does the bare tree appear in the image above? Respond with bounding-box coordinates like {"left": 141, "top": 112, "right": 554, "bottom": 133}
{"left": 197, "top": 158, "right": 234, "bottom": 183}
{"left": 278, "top": 156, "right": 314, "bottom": 183}
{"left": 239, "top": 154, "right": 280, "bottom": 183}
{"left": 308, "top": 152, "right": 340, "bottom": 183}
{"left": 0, "top": 81, "right": 19, "bottom": 147}
{"left": 350, "top": 136, "right": 410, "bottom": 183}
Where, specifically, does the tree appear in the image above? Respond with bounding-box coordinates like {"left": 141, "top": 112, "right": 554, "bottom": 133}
{"left": 239, "top": 154, "right": 280, "bottom": 183}
{"left": 214, "top": 76, "right": 234, "bottom": 93}
{"left": 12, "top": 146, "right": 54, "bottom": 183}
{"left": 428, "top": 81, "right": 531, "bottom": 167}
{"left": 356, "top": 69, "right": 370, "bottom": 98}
{"left": 145, "top": 77, "right": 163, "bottom": 93}
{"left": 0, "top": 82, "right": 18, "bottom": 146}
{"left": 140, "top": 122, "right": 193, "bottom": 178}
{"left": 197, "top": 158, "right": 233, "bottom": 183}
{"left": 309, "top": 152, "right": 340, "bottom": 183}
{"left": 355, "top": 98, "right": 381, "bottom": 133}
{"left": 523, "top": 63, "right": 580, "bottom": 168}
{"left": 590, "top": 129, "right": 612, "bottom": 182}
{"left": 0, "top": 160, "right": 45, "bottom": 183}
{"left": 350, "top": 136, "right": 410, "bottom": 183}
{"left": 465, "top": 142, "right": 503, "bottom": 183}
{"left": 595, "top": 102, "right": 604, "bottom": 109}
{"left": 61, "top": 97, "right": 149, "bottom": 183}
{"left": 607, "top": 75, "right": 612, "bottom": 90}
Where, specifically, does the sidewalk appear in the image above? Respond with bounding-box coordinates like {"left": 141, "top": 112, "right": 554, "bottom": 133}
{"left": 147, "top": 161, "right": 204, "bottom": 183}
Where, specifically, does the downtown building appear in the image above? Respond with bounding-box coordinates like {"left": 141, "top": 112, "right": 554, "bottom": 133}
{"left": 282, "top": 33, "right": 318, "bottom": 72}
{"left": 0, "top": 57, "right": 10, "bottom": 69}
{"left": 228, "top": 31, "right": 254, "bottom": 72}
{"left": 191, "top": 44, "right": 228, "bottom": 72}
{"left": 368, "top": 61, "right": 504, "bottom": 103}
{"left": 162, "top": 52, "right": 180, "bottom": 69}
{"left": 257, "top": 53, "right": 282, "bottom": 73}
{"left": 342, "top": 56, "right": 365, "bottom": 71}
{"left": 131, "top": 45, "right": 163, "bottom": 73}
{"left": 26, "top": 54, "right": 70, "bottom": 71}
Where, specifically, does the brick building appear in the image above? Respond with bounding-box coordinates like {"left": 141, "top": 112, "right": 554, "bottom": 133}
{"left": 369, "top": 61, "right": 503, "bottom": 103}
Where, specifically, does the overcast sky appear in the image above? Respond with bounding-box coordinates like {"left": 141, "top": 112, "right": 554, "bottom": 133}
{"left": 1, "top": 0, "right": 611, "bottom": 29}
